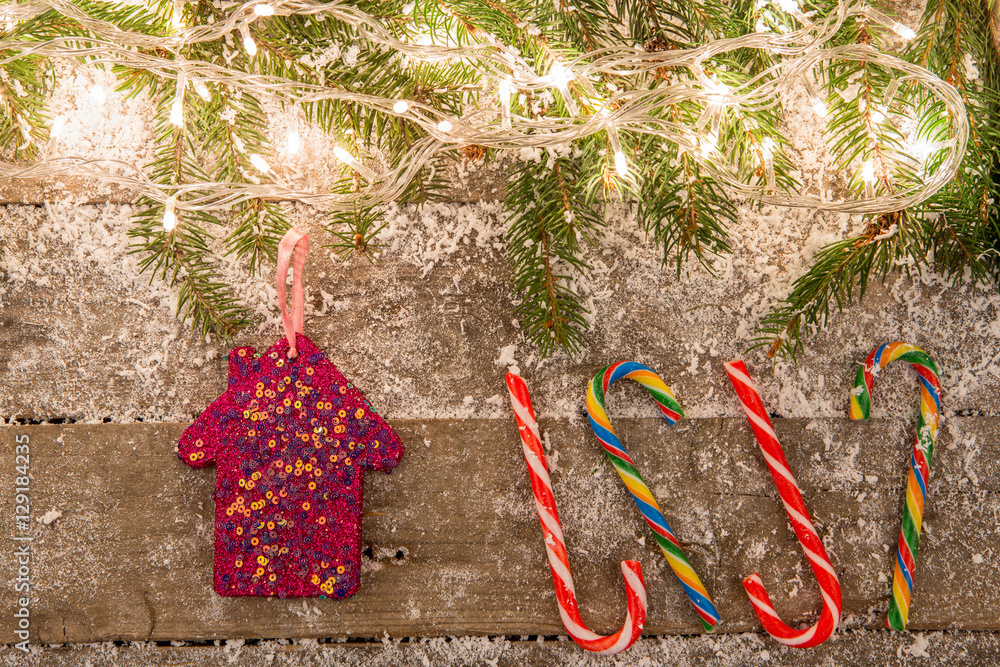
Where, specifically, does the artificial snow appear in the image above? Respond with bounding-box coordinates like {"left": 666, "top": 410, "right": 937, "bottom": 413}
{"left": 1, "top": 20, "right": 998, "bottom": 664}
{"left": 38, "top": 509, "right": 62, "bottom": 525}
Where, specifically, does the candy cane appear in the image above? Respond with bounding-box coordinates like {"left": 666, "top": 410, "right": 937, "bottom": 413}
{"left": 506, "top": 373, "right": 647, "bottom": 655}
{"left": 849, "top": 342, "right": 942, "bottom": 631}
{"left": 586, "top": 361, "right": 721, "bottom": 632}
{"left": 724, "top": 360, "right": 842, "bottom": 648}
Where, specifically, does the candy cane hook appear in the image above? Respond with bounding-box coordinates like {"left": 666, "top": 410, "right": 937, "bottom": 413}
{"left": 724, "top": 360, "right": 843, "bottom": 648}
{"left": 506, "top": 373, "right": 647, "bottom": 655}
{"left": 587, "top": 361, "right": 721, "bottom": 631}
{"left": 849, "top": 342, "right": 942, "bottom": 631}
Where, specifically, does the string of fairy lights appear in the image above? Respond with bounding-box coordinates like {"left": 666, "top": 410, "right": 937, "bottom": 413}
{"left": 0, "top": 0, "right": 969, "bottom": 229}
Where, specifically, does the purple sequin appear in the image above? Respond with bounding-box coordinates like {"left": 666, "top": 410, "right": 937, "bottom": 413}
{"left": 178, "top": 333, "right": 404, "bottom": 598}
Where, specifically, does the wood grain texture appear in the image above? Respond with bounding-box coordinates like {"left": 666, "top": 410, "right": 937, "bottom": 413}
{"left": 1, "top": 417, "right": 997, "bottom": 644}
{"left": 0, "top": 159, "right": 507, "bottom": 206}
{"left": 4, "top": 205, "right": 1000, "bottom": 425}
{"left": 0, "top": 179, "right": 133, "bottom": 206}
{"left": 7, "top": 223, "right": 1000, "bottom": 422}
{"left": 4, "top": 631, "right": 1000, "bottom": 666}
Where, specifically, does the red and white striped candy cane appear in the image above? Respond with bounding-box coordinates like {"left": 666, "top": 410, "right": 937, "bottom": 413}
{"left": 724, "top": 360, "right": 842, "bottom": 649}
{"left": 506, "top": 373, "right": 647, "bottom": 655}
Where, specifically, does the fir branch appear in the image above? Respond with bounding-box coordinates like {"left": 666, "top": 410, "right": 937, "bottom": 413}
{"left": 127, "top": 77, "right": 250, "bottom": 340}
{"left": 506, "top": 150, "right": 601, "bottom": 357}
{"left": 0, "top": 58, "right": 50, "bottom": 159}
{"left": 225, "top": 198, "right": 290, "bottom": 274}
{"left": 752, "top": 210, "right": 921, "bottom": 357}
{"left": 633, "top": 134, "right": 736, "bottom": 274}
{"left": 129, "top": 199, "right": 252, "bottom": 338}
{"left": 325, "top": 203, "right": 388, "bottom": 262}
{"left": 10, "top": 0, "right": 994, "bottom": 361}
{"left": 757, "top": 0, "right": 1000, "bottom": 359}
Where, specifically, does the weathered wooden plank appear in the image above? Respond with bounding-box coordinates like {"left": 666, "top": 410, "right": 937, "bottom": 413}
{"left": 5, "top": 214, "right": 1000, "bottom": 425}
{"left": 4, "top": 630, "right": 1000, "bottom": 666}
{"left": 0, "top": 178, "right": 133, "bottom": 206}
{"left": 1, "top": 417, "right": 997, "bottom": 644}
{"left": 0, "top": 157, "right": 506, "bottom": 206}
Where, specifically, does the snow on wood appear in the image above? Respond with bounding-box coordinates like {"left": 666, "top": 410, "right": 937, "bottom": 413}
{"left": 0, "top": 419, "right": 997, "bottom": 645}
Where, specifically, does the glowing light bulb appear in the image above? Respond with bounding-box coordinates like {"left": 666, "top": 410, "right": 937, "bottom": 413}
{"left": 170, "top": 97, "right": 184, "bottom": 127}
{"left": 909, "top": 140, "right": 934, "bottom": 162}
{"left": 240, "top": 24, "right": 257, "bottom": 57}
{"left": 811, "top": 97, "right": 828, "bottom": 117}
{"left": 253, "top": 4, "right": 275, "bottom": 16}
{"left": 170, "top": 69, "right": 186, "bottom": 127}
{"left": 549, "top": 62, "right": 573, "bottom": 88}
{"left": 861, "top": 159, "right": 874, "bottom": 182}
{"left": 549, "top": 62, "right": 578, "bottom": 116}
{"left": 760, "top": 137, "right": 775, "bottom": 158}
{"left": 704, "top": 78, "right": 730, "bottom": 105}
{"left": 393, "top": 100, "right": 410, "bottom": 113}
{"left": 760, "top": 137, "right": 776, "bottom": 190}
{"left": 333, "top": 146, "right": 376, "bottom": 180}
{"left": 799, "top": 75, "right": 828, "bottom": 119}
{"left": 701, "top": 131, "right": 719, "bottom": 158}
{"left": 498, "top": 78, "right": 512, "bottom": 130}
{"left": 250, "top": 153, "right": 270, "bottom": 173}
{"left": 193, "top": 80, "right": 211, "bottom": 101}
{"left": 163, "top": 198, "right": 177, "bottom": 231}
{"left": 865, "top": 7, "right": 916, "bottom": 41}
{"left": 437, "top": 119, "right": 453, "bottom": 132}
{"left": 498, "top": 78, "right": 511, "bottom": 103}
{"left": 614, "top": 151, "right": 629, "bottom": 177}
{"left": 607, "top": 126, "right": 629, "bottom": 177}
{"left": 861, "top": 159, "right": 875, "bottom": 198}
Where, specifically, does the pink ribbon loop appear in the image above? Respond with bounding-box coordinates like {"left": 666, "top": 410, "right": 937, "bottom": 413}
{"left": 276, "top": 228, "right": 309, "bottom": 358}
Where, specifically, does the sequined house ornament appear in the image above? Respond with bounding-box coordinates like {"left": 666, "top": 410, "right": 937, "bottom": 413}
{"left": 179, "top": 333, "right": 404, "bottom": 597}
{"left": 178, "top": 228, "right": 404, "bottom": 598}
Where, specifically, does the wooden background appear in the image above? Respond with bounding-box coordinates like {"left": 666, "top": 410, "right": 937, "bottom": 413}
{"left": 4, "top": 14, "right": 1000, "bottom": 661}
{"left": 3, "top": 196, "right": 1000, "bottom": 664}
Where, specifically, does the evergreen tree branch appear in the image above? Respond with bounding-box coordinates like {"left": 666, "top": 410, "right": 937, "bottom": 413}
{"left": 756, "top": 0, "right": 999, "bottom": 359}
{"left": 127, "top": 77, "right": 251, "bottom": 340}
{"left": 752, "top": 209, "right": 921, "bottom": 357}
{"left": 506, "top": 150, "right": 600, "bottom": 356}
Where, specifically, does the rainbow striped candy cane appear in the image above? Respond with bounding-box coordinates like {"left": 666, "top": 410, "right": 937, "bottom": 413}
{"left": 587, "top": 361, "right": 721, "bottom": 632}
{"left": 725, "top": 360, "right": 842, "bottom": 648}
{"left": 849, "top": 342, "right": 942, "bottom": 631}
{"left": 506, "top": 373, "right": 647, "bottom": 655}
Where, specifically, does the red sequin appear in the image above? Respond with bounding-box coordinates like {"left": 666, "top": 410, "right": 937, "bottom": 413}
{"left": 179, "top": 333, "right": 404, "bottom": 598}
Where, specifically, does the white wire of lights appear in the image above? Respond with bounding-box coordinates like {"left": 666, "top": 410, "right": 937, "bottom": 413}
{"left": 0, "top": 0, "right": 969, "bottom": 224}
